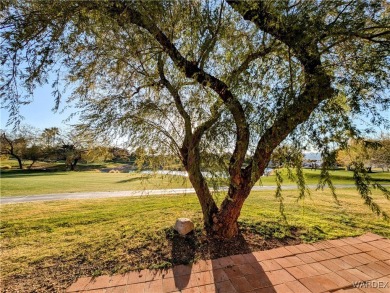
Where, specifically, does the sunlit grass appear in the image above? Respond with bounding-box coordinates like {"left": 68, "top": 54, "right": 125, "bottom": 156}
{"left": 0, "top": 172, "right": 191, "bottom": 197}
{"left": 2, "top": 166, "right": 389, "bottom": 197}
{"left": 242, "top": 188, "right": 390, "bottom": 240}
{"left": 1, "top": 188, "right": 389, "bottom": 280}
{"left": 258, "top": 168, "right": 390, "bottom": 185}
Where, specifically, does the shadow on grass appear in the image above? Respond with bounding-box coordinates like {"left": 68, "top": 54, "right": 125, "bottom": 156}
{"left": 70, "top": 164, "right": 107, "bottom": 171}
{"left": 0, "top": 169, "right": 68, "bottom": 178}
{"left": 116, "top": 176, "right": 150, "bottom": 184}
{"left": 304, "top": 172, "right": 390, "bottom": 183}
{"left": 0, "top": 163, "right": 110, "bottom": 178}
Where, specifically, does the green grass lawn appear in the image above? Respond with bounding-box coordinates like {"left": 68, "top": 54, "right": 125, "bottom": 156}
{"left": 258, "top": 168, "right": 390, "bottom": 185}
{"left": 1, "top": 160, "right": 390, "bottom": 290}
{"left": 1, "top": 189, "right": 389, "bottom": 281}
{"left": 1, "top": 167, "right": 389, "bottom": 197}
{"left": 0, "top": 171, "right": 192, "bottom": 196}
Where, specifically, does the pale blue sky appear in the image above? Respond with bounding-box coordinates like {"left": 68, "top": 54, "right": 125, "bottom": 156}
{"left": 1, "top": 83, "right": 79, "bottom": 130}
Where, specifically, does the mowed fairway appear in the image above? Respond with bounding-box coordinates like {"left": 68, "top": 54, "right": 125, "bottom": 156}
{"left": 1, "top": 168, "right": 390, "bottom": 197}
{"left": 0, "top": 171, "right": 191, "bottom": 197}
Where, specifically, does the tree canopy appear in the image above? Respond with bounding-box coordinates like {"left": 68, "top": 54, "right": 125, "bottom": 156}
{"left": 1, "top": 0, "right": 389, "bottom": 238}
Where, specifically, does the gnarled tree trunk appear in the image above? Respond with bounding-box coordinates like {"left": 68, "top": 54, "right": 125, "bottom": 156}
{"left": 183, "top": 144, "right": 219, "bottom": 232}
{"left": 184, "top": 141, "right": 264, "bottom": 239}
{"left": 211, "top": 186, "right": 252, "bottom": 238}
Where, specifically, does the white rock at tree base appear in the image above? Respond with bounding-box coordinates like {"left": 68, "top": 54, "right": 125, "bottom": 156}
{"left": 174, "top": 218, "right": 194, "bottom": 235}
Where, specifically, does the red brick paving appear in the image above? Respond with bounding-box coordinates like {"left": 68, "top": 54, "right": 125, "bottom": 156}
{"left": 66, "top": 233, "right": 390, "bottom": 292}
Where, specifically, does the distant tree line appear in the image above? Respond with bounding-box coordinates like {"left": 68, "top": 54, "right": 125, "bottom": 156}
{"left": 3, "top": 127, "right": 388, "bottom": 174}
{"left": 269, "top": 137, "right": 390, "bottom": 173}
{"left": 336, "top": 136, "right": 390, "bottom": 172}
{"left": 1, "top": 126, "right": 133, "bottom": 170}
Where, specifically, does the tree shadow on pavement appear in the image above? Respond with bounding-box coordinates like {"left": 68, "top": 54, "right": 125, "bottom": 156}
{"left": 168, "top": 230, "right": 275, "bottom": 292}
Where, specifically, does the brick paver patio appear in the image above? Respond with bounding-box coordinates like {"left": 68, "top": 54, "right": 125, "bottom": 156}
{"left": 66, "top": 233, "right": 390, "bottom": 292}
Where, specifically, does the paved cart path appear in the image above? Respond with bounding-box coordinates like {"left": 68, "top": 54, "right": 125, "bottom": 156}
{"left": 0, "top": 184, "right": 368, "bottom": 204}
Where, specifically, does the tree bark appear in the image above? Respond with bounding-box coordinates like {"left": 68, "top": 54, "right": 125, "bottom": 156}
{"left": 28, "top": 160, "right": 36, "bottom": 169}
{"left": 8, "top": 152, "right": 23, "bottom": 169}
{"left": 187, "top": 171, "right": 219, "bottom": 231}
{"left": 16, "top": 156, "right": 23, "bottom": 169}
{"left": 212, "top": 186, "right": 252, "bottom": 238}
{"left": 183, "top": 145, "right": 219, "bottom": 232}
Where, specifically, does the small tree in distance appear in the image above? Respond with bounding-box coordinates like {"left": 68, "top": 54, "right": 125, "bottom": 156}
{"left": 372, "top": 135, "right": 390, "bottom": 172}
{"left": 337, "top": 137, "right": 390, "bottom": 172}
{"left": 1, "top": 1, "right": 389, "bottom": 238}
{"left": 42, "top": 127, "right": 60, "bottom": 148}
{"left": 1, "top": 126, "right": 41, "bottom": 169}
{"left": 1, "top": 132, "right": 26, "bottom": 169}
{"left": 337, "top": 139, "right": 369, "bottom": 171}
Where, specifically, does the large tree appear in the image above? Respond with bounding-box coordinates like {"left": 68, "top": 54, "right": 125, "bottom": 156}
{"left": 1, "top": 0, "right": 389, "bottom": 238}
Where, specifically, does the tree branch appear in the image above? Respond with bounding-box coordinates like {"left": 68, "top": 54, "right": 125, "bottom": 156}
{"left": 157, "top": 54, "right": 192, "bottom": 139}
{"left": 197, "top": 1, "right": 225, "bottom": 70}
{"left": 227, "top": 0, "right": 335, "bottom": 185}
{"left": 226, "top": 0, "right": 321, "bottom": 71}
{"left": 248, "top": 70, "right": 334, "bottom": 183}
{"left": 108, "top": 3, "right": 250, "bottom": 184}
{"left": 192, "top": 99, "right": 224, "bottom": 145}
{"left": 227, "top": 41, "right": 277, "bottom": 85}
{"left": 125, "top": 114, "right": 182, "bottom": 158}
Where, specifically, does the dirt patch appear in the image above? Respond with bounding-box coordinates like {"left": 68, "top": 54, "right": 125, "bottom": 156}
{"left": 1, "top": 227, "right": 301, "bottom": 293}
